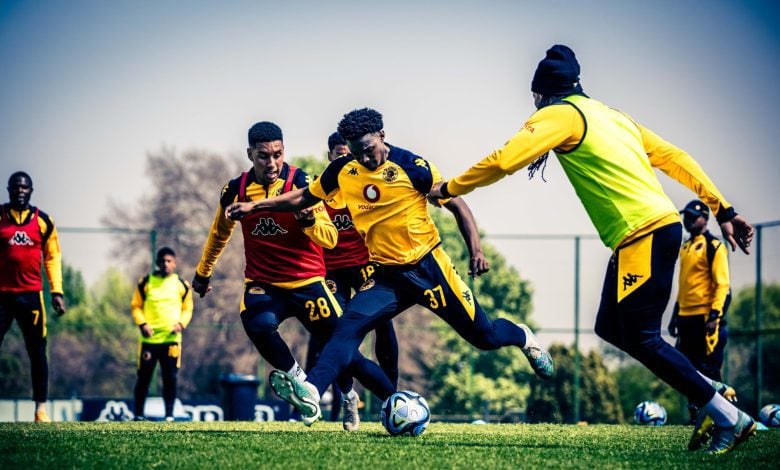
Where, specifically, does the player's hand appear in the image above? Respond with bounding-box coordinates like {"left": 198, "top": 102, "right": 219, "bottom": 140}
{"left": 140, "top": 323, "right": 154, "bottom": 338}
{"left": 426, "top": 194, "right": 442, "bottom": 208}
{"left": 294, "top": 207, "right": 315, "bottom": 227}
{"left": 51, "top": 293, "right": 66, "bottom": 317}
{"left": 192, "top": 274, "right": 212, "bottom": 298}
{"left": 428, "top": 181, "right": 446, "bottom": 199}
{"left": 172, "top": 323, "right": 183, "bottom": 334}
{"left": 469, "top": 251, "right": 490, "bottom": 277}
{"left": 225, "top": 201, "right": 254, "bottom": 221}
{"left": 704, "top": 318, "right": 719, "bottom": 336}
{"left": 720, "top": 214, "right": 753, "bottom": 254}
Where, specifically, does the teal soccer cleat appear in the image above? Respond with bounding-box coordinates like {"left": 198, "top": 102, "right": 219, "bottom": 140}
{"left": 704, "top": 411, "right": 757, "bottom": 455}
{"left": 269, "top": 370, "right": 322, "bottom": 426}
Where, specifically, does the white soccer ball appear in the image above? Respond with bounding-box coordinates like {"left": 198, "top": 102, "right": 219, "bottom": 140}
{"left": 380, "top": 390, "right": 431, "bottom": 436}
{"left": 633, "top": 401, "right": 667, "bottom": 426}
{"left": 759, "top": 403, "right": 780, "bottom": 427}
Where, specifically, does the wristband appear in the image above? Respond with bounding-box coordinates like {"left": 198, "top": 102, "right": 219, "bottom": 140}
{"left": 715, "top": 206, "right": 737, "bottom": 225}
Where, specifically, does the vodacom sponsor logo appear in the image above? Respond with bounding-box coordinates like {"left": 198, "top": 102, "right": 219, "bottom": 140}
{"left": 363, "top": 184, "right": 380, "bottom": 203}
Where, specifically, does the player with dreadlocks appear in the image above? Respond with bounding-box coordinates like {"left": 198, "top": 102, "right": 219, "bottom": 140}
{"left": 225, "top": 107, "right": 552, "bottom": 427}
{"left": 429, "top": 44, "right": 756, "bottom": 455}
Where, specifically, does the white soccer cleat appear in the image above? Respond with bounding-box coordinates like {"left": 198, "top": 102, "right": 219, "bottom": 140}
{"left": 517, "top": 323, "right": 554, "bottom": 379}
{"left": 342, "top": 393, "right": 361, "bottom": 432}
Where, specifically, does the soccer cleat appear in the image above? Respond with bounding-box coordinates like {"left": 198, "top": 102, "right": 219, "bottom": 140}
{"left": 164, "top": 416, "right": 174, "bottom": 423}
{"left": 518, "top": 323, "right": 554, "bottom": 379}
{"left": 688, "top": 410, "right": 715, "bottom": 451}
{"left": 269, "top": 370, "right": 321, "bottom": 426}
{"left": 342, "top": 393, "right": 361, "bottom": 432}
{"left": 704, "top": 410, "right": 757, "bottom": 455}
{"left": 34, "top": 410, "right": 51, "bottom": 423}
{"left": 133, "top": 415, "right": 147, "bottom": 422}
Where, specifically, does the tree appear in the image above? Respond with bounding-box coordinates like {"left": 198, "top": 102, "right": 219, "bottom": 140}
{"left": 527, "top": 344, "right": 623, "bottom": 423}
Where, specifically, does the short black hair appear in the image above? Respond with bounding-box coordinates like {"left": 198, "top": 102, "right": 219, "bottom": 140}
{"left": 327, "top": 132, "right": 346, "bottom": 151}
{"left": 8, "top": 171, "right": 32, "bottom": 188}
{"left": 156, "top": 246, "right": 176, "bottom": 261}
{"left": 337, "top": 108, "right": 383, "bottom": 141}
{"left": 247, "top": 121, "right": 283, "bottom": 148}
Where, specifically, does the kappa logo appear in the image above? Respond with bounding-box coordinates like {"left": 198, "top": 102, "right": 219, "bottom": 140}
{"left": 363, "top": 184, "right": 380, "bottom": 203}
{"left": 9, "top": 231, "right": 34, "bottom": 246}
{"left": 332, "top": 213, "right": 354, "bottom": 231}
{"left": 382, "top": 166, "right": 399, "bottom": 183}
{"left": 622, "top": 273, "right": 644, "bottom": 291}
{"left": 251, "top": 218, "right": 288, "bottom": 236}
{"left": 462, "top": 290, "right": 473, "bottom": 305}
{"left": 359, "top": 278, "right": 375, "bottom": 291}
{"left": 348, "top": 167, "right": 359, "bottom": 176}
{"left": 414, "top": 158, "right": 428, "bottom": 169}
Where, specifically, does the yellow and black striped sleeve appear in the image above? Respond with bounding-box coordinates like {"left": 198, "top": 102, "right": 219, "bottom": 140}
{"left": 196, "top": 180, "right": 239, "bottom": 278}
{"left": 38, "top": 211, "right": 64, "bottom": 294}
{"left": 710, "top": 240, "right": 730, "bottom": 316}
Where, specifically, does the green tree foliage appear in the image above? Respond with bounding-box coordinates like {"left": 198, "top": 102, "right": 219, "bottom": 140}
{"left": 291, "top": 154, "right": 328, "bottom": 177}
{"left": 723, "top": 283, "right": 780, "bottom": 413}
{"left": 611, "top": 360, "right": 684, "bottom": 424}
{"left": 527, "top": 344, "right": 623, "bottom": 423}
{"left": 423, "top": 205, "right": 536, "bottom": 418}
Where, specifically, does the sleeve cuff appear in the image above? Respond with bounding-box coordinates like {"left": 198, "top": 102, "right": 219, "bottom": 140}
{"left": 715, "top": 205, "right": 737, "bottom": 225}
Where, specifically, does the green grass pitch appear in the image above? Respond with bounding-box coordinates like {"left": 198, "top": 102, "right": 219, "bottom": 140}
{"left": 1, "top": 421, "right": 778, "bottom": 469}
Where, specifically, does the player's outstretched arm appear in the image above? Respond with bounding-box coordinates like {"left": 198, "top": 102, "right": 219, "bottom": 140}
{"left": 442, "top": 197, "right": 489, "bottom": 277}
{"left": 225, "top": 187, "right": 320, "bottom": 220}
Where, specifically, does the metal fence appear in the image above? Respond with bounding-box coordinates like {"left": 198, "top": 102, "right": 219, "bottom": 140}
{"left": 56, "top": 220, "right": 780, "bottom": 421}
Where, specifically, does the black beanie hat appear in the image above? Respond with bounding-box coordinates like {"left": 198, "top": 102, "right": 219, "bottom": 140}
{"left": 531, "top": 44, "right": 583, "bottom": 96}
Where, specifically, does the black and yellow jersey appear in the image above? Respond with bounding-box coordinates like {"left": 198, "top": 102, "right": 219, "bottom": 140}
{"left": 308, "top": 144, "right": 447, "bottom": 265}
{"left": 677, "top": 231, "right": 730, "bottom": 317}
{"left": 0, "top": 204, "right": 63, "bottom": 293}
{"left": 131, "top": 272, "right": 194, "bottom": 344}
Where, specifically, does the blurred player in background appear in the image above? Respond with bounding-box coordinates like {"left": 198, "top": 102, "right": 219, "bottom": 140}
{"left": 131, "top": 247, "right": 193, "bottom": 421}
{"left": 430, "top": 44, "right": 755, "bottom": 455}
{"left": 192, "top": 121, "right": 394, "bottom": 431}
{"left": 0, "top": 171, "right": 66, "bottom": 422}
{"left": 225, "top": 108, "right": 551, "bottom": 428}
{"left": 669, "top": 200, "right": 734, "bottom": 423}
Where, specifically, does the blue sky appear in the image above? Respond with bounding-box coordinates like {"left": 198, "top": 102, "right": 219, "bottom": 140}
{"left": 2, "top": 0, "right": 778, "bottom": 347}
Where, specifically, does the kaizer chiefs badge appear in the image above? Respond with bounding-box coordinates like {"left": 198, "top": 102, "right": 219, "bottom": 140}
{"left": 326, "top": 279, "right": 337, "bottom": 294}
{"left": 382, "top": 166, "right": 399, "bottom": 183}
{"left": 359, "top": 278, "right": 375, "bottom": 291}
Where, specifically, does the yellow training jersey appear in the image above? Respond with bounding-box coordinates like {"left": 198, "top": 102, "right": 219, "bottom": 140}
{"left": 677, "top": 231, "right": 730, "bottom": 317}
{"left": 308, "top": 144, "right": 446, "bottom": 265}
{"left": 131, "top": 272, "right": 194, "bottom": 344}
{"left": 447, "top": 95, "right": 734, "bottom": 250}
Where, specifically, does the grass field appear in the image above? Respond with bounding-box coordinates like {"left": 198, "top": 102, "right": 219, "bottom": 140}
{"left": 1, "top": 421, "right": 778, "bottom": 469}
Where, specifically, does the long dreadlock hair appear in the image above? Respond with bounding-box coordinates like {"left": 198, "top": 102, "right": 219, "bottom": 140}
{"left": 527, "top": 92, "right": 588, "bottom": 181}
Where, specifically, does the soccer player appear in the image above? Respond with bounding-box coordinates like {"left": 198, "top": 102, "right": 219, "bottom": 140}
{"left": 131, "top": 247, "right": 193, "bottom": 422}
{"left": 192, "top": 121, "right": 394, "bottom": 430}
{"left": 668, "top": 200, "right": 734, "bottom": 423}
{"left": 0, "top": 171, "right": 66, "bottom": 422}
{"left": 428, "top": 44, "right": 755, "bottom": 454}
{"left": 225, "top": 108, "right": 552, "bottom": 427}
{"left": 305, "top": 131, "right": 400, "bottom": 424}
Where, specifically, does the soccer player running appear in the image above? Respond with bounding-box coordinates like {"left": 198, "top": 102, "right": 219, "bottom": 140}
{"left": 131, "top": 247, "right": 193, "bottom": 421}
{"left": 225, "top": 108, "right": 553, "bottom": 427}
{"left": 0, "top": 171, "right": 66, "bottom": 422}
{"left": 192, "top": 121, "right": 393, "bottom": 430}
{"left": 668, "top": 200, "right": 735, "bottom": 424}
{"left": 428, "top": 45, "right": 756, "bottom": 455}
